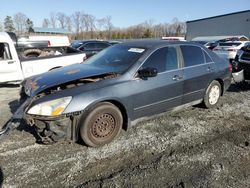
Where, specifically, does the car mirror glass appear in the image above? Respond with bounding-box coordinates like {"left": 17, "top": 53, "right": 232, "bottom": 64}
{"left": 138, "top": 67, "right": 158, "bottom": 78}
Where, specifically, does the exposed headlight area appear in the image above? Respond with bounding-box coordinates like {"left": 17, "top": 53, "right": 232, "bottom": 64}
{"left": 27, "top": 96, "right": 72, "bottom": 116}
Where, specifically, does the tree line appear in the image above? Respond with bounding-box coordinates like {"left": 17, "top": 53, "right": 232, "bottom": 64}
{"left": 0, "top": 11, "right": 186, "bottom": 40}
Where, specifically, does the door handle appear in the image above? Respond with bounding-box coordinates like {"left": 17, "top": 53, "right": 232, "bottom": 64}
{"left": 8, "top": 60, "right": 15, "bottom": 64}
{"left": 207, "top": 67, "right": 214, "bottom": 72}
{"left": 172, "top": 75, "right": 183, "bottom": 81}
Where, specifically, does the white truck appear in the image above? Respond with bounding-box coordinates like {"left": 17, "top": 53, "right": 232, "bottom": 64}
{"left": 0, "top": 32, "right": 86, "bottom": 84}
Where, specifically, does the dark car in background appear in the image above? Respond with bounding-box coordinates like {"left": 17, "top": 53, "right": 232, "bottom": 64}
{"left": 16, "top": 40, "right": 231, "bottom": 147}
{"left": 233, "top": 44, "right": 250, "bottom": 82}
{"left": 71, "top": 40, "right": 111, "bottom": 59}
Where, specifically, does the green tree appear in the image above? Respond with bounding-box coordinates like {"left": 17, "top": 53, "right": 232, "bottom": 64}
{"left": 26, "top": 18, "right": 34, "bottom": 33}
{"left": 4, "top": 16, "right": 15, "bottom": 32}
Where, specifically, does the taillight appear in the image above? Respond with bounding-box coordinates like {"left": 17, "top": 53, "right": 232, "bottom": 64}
{"left": 228, "top": 63, "right": 232, "bottom": 73}
{"left": 227, "top": 49, "right": 236, "bottom": 52}
{"left": 48, "top": 41, "right": 51, "bottom": 47}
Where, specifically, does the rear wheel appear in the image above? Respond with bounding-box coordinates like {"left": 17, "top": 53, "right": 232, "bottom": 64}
{"left": 79, "top": 102, "right": 123, "bottom": 147}
{"left": 203, "top": 80, "right": 222, "bottom": 108}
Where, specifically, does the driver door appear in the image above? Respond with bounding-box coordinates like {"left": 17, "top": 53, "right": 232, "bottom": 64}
{"left": 131, "top": 46, "right": 184, "bottom": 119}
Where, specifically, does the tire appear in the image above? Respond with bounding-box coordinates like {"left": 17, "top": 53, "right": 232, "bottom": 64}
{"left": 203, "top": 80, "right": 222, "bottom": 108}
{"left": 79, "top": 102, "right": 123, "bottom": 147}
{"left": 22, "top": 49, "right": 42, "bottom": 58}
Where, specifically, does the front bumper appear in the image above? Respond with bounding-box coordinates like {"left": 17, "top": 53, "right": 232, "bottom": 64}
{"left": 25, "top": 114, "right": 77, "bottom": 144}
{"left": 11, "top": 98, "right": 80, "bottom": 144}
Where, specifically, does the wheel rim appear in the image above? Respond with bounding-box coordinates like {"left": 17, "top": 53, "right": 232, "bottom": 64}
{"left": 91, "top": 113, "right": 115, "bottom": 140}
{"left": 209, "top": 85, "right": 220, "bottom": 105}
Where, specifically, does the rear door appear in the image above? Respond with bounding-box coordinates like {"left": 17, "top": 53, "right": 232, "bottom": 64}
{"left": 180, "top": 45, "right": 215, "bottom": 104}
{"left": 132, "top": 46, "right": 184, "bottom": 118}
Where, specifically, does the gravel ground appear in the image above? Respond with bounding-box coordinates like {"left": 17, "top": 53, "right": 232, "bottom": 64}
{"left": 0, "top": 83, "right": 250, "bottom": 187}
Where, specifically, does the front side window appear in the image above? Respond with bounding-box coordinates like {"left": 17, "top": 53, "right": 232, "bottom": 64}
{"left": 0, "top": 43, "right": 12, "bottom": 60}
{"left": 142, "top": 47, "right": 178, "bottom": 73}
{"left": 82, "top": 43, "right": 96, "bottom": 50}
{"left": 180, "top": 45, "right": 205, "bottom": 67}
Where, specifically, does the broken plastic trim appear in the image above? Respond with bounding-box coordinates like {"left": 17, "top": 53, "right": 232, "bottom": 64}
{"left": 0, "top": 119, "right": 17, "bottom": 138}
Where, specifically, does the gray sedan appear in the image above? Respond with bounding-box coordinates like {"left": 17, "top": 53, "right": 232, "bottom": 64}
{"left": 9, "top": 40, "right": 232, "bottom": 147}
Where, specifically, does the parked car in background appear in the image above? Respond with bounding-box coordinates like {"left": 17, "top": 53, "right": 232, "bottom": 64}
{"left": 108, "top": 40, "right": 122, "bottom": 45}
{"left": 213, "top": 41, "right": 250, "bottom": 62}
{"left": 204, "top": 41, "right": 219, "bottom": 50}
{"left": 232, "top": 44, "right": 250, "bottom": 82}
{"left": 14, "top": 40, "right": 231, "bottom": 147}
{"left": 162, "top": 36, "right": 186, "bottom": 41}
{"left": 71, "top": 40, "right": 111, "bottom": 59}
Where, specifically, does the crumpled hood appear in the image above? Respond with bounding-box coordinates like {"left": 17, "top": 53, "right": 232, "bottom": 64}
{"left": 24, "top": 63, "right": 114, "bottom": 97}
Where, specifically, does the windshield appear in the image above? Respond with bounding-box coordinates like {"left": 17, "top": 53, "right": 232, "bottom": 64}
{"left": 84, "top": 45, "right": 146, "bottom": 74}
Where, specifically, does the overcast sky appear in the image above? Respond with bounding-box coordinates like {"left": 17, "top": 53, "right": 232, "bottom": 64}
{"left": 0, "top": 0, "right": 249, "bottom": 28}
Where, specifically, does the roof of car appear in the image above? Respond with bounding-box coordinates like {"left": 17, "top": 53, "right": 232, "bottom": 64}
{"left": 117, "top": 39, "right": 193, "bottom": 49}
{"left": 79, "top": 40, "right": 110, "bottom": 43}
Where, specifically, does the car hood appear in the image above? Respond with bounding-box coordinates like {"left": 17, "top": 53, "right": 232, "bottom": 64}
{"left": 24, "top": 63, "right": 114, "bottom": 97}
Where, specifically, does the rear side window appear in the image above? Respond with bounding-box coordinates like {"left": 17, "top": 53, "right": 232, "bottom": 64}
{"left": 180, "top": 45, "right": 205, "bottom": 67}
{"left": 0, "top": 43, "right": 12, "bottom": 60}
{"left": 83, "top": 43, "right": 96, "bottom": 50}
{"left": 142, "top": 47, "right": 178, "bottom": 73}
{"left": 203, "top": 51, "right": 213, "bottom": 63}
{"left": 95, "top": 42, "right": 110, "bottom": 49}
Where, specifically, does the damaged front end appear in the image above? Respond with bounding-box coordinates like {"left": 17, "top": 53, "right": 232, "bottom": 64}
{"left": 25, "top": 113, "right": 81, "bottom": 144}
{"left": 0, "top": 72, "right": 118, "bottom": 144}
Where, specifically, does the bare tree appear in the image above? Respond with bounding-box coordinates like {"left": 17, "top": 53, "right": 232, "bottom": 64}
{"left": 42, "top": 18, "right": 50, "bottom": 28}
{"left": 13, "top": 12, "right": 27, "bottom": 35}
{"left": 50, "top": 12, "right": 57, "bottom": 28}
{"left": 0, "top": 22, "right": 3, "bottom": 32}
{"left": 88, "top": 14, "right": 96, "bottom": 38}
{"left": 66, "top": 16, "right": 73, "bottom": 32}
{"left": 97, "top": 18, "right": 106, "bottom": 31}
{"left": 80, "top": 13, "right": 89, "bottom": 32}
{"left": 72, "top": 11, "right": 81, "bottom": 33}
{"left": 57, "top": 12, "right": 67, "bottom": 29}
{"left": 104, "top": 16, "right": 113, "bottom": 39}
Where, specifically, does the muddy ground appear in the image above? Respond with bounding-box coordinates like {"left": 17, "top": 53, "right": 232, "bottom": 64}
{"left": 0, "top": 83, "right": 250, "bottom": 188}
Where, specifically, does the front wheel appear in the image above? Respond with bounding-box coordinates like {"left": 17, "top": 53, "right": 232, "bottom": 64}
{"left": 203, "top": 80, "right": 222, "bottom": 108}
{"left": 79, "top": 102, "right": 123, "bottom": 147}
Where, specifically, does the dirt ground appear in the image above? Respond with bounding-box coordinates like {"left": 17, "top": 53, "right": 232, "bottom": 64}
{"left": 0, "top": 83, "right": 250, "bottom": 188}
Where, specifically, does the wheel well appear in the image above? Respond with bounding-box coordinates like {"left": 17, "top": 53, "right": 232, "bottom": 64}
{"left": 215, "top": 79, "right": 224, "bottom": 96}
{"left": 75, "top": 100, "right": 129, "bottom": 143}
{"left": 103, "top": 100, "right": 129, "bottom": 131}
{"left": 49, "top": 66, "right": 62, "bottom": 71}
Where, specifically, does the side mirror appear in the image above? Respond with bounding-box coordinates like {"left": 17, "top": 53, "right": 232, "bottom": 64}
{"left": 138, "top": 67, "right": 158, "bottom": 78}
